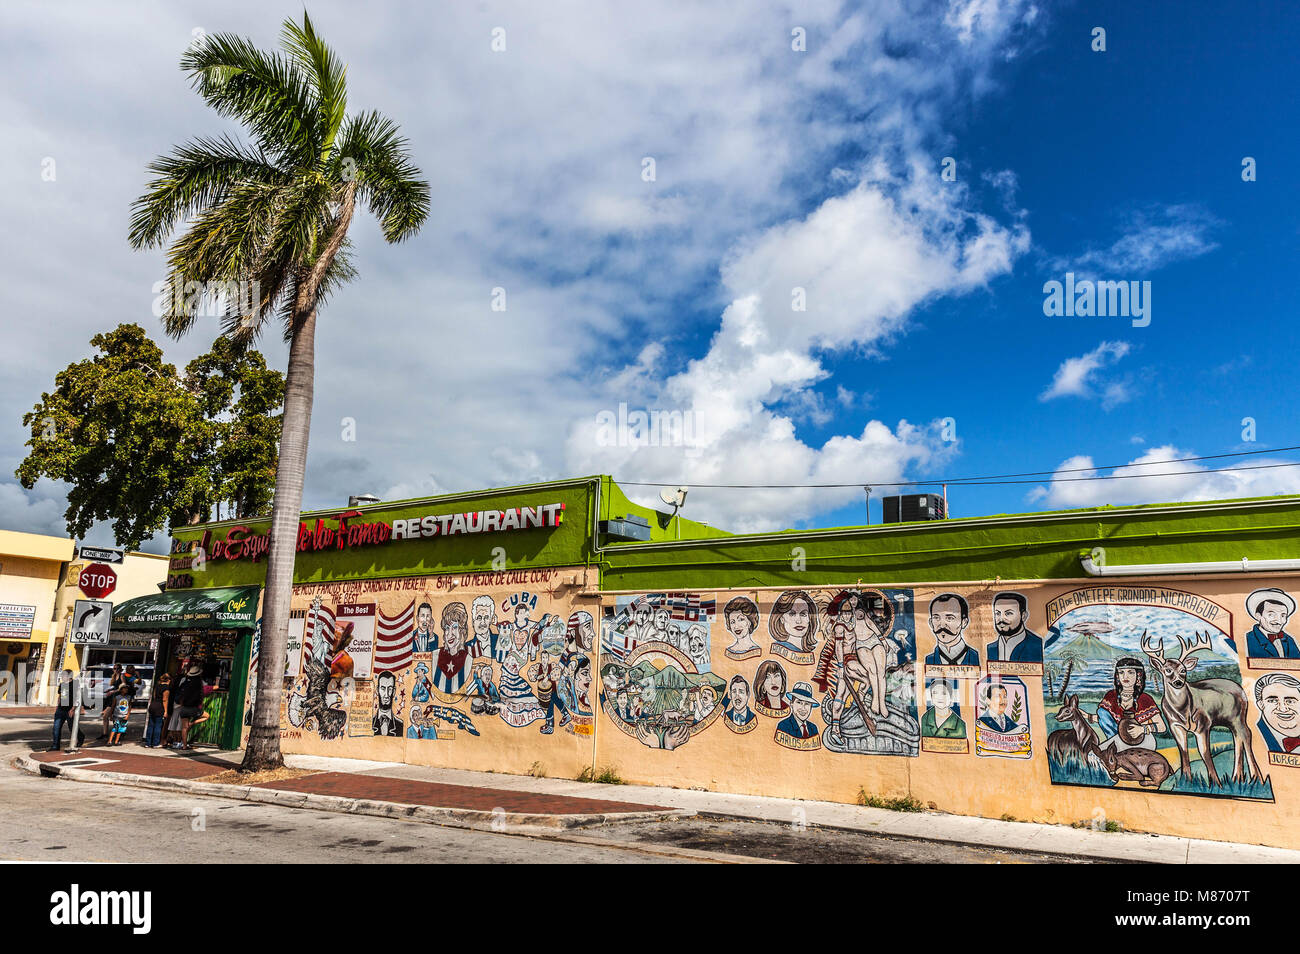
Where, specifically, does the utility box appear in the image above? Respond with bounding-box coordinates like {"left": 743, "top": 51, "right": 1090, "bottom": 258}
{"left": 600, "top": 514, "right": 652, "bottom": 542}
{"left": 883, "top": 493, "right": 947, "bottom": 523}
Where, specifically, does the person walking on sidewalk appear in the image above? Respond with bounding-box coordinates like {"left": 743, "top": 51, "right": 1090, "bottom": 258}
{"left": 143, "top": 673, "right": 171, "bottom": 748}
{"left": 49, "top": 669, "right": 85, "bottom": 752}
{"left": 99, "top": 664, "right": 124, "bottom": 740}
{"left": 174, "top": 662, "right": 207, "bottom": 749}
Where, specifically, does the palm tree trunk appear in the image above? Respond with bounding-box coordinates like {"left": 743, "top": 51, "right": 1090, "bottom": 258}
{"left": 241, "top": 300, "right": 317, "bottom": 771}
{"left": 1058, "top": 661, "right": 1074, "bottom": 702}
{"left": 240, "top": 187, "right": 356, "bottom": 772}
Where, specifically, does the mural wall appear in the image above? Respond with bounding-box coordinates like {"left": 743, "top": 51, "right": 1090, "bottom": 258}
{"left": 253, "top": 569, "right": 1300, "bottom": 847}
{"left": 592, "top": 579, "right": 1300, "bottom": 848}
{"left": 262, "top": 567, "right": 599, "bottom": 778}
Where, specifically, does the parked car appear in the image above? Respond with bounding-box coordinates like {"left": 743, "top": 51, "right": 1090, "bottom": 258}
{"left": 81, "top": 664, "right": 154, "bottom": 710}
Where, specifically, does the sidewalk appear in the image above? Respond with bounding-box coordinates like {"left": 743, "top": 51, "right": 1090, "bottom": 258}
{"left": 17, "top": 741, "right": 1300, "bottom": 862}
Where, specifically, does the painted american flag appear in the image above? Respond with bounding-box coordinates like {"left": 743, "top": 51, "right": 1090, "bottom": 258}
{"left": 374, "top": 599, "right": 415, "bottom": 672}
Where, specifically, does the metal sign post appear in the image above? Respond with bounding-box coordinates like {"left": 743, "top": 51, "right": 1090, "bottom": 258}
{"left": 67, "top": 600, "right": 112, "bottom": 753}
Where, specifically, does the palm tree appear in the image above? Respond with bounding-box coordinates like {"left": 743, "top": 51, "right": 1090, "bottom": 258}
{"left": 129, "top": 14, "right": 429, "bottom": 770}
{"left": 1056, "top": 649, "right": 1088, "bottom": 701}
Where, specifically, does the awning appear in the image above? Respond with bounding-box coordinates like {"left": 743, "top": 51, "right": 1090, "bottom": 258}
{"left": 112, "top": 586, "right": 261, "bottom": 630}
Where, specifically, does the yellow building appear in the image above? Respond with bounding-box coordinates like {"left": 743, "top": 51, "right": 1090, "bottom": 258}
{"left": 46, "top": 549, "right": 170, "bottom": 702}
{"left": 0, "top": 530, "right": 74, "bottom": 704}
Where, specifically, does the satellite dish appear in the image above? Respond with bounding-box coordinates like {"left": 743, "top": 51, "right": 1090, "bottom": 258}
{"left": 659, "top": 487, "right": 689, "bottom": 508}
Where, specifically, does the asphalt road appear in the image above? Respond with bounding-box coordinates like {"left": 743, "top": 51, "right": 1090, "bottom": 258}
{"left": 0, "top": 712, "right": 1099, "bottom": 864}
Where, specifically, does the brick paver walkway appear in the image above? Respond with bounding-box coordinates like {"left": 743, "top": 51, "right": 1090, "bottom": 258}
{"left": 27, "top": 748, "right": 669, "bottom": 815}
{"left": 256, "top": 772, "right": 668, "bottom": 815}
{"left": 0, "top": 706, "right": 56, "bottom": 717}
{"left": 31, "top": 749, "right": 227, "bottom": 779}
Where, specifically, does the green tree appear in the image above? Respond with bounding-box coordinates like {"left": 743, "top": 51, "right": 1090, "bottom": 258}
{"left": 16, "top": 324, "right": 284, "bottom": 549}
{"left": 128, "top": 14, "right": 429, "bottom": 771}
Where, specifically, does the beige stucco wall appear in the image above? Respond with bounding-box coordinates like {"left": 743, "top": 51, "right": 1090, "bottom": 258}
{"left": 267, "top": 566, "right": 1300, "bottom": 848}
{"left": 593, "top": 576, "right": 1300, "bottom": 850}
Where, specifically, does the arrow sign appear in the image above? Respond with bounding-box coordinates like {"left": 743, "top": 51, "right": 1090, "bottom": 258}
{"left": 77, "top": 604, "right": 103, "bottom": 629}
{"left": 78, "top": 546, "right": 124, "bottom": 564}
{"left": 71, "top": 599, "right": 112, "bottom": 645}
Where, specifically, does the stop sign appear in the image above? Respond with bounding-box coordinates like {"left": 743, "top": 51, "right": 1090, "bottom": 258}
{"left": 78, "top": 562, "right": 118, "bottom": 599}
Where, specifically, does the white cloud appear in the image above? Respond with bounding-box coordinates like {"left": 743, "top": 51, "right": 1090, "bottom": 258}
{"left": 0, "top": 0, "right": 1039, "bottom": 536}
{"left": 1028, "top": 445, "right": 1300, "bottom": 509}
{"left": 1040, "top": 340, "right": 1132, "bottom": 404}
{"left": 567, "top": 159, "right": 1026, "bottom": 530}
{"left": 1056, "top": 204, "right": 1219, "bottom": 276}
{"left": 0, "top": 481, "right": 69, "bottom": 539}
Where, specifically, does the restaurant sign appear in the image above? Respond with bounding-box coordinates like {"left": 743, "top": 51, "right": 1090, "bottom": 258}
{"left": 173, "top": 502, "right": 567, "bottom": 566}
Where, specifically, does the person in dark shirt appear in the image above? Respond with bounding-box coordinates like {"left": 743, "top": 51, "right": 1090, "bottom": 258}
{"left": 174, "top": 663, "right": 208, "bottom": 749}
{"left": 49, "top": 670, "right": 85, "bottom": 751}
{"left": 144, "top": 674, "right": 171, "bottom": 748}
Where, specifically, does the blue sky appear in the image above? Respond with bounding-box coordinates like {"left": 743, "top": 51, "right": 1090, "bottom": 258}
{"left": 2, "top": 0, "right": 1297, "bottom": 545}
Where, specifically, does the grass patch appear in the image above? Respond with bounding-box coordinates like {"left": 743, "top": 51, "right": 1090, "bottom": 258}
{"left": 527, "top": 761, "right": 547, "bottom": 779}
{"left": 1049, "top": 752, "right": 1116, "bottom": 787}
{"left": 208, "top": 767, "right": 318, "bottom": 785}
{"left": 857, "top": 788, "right": 924, "bottom": 812}
{"left": 577, "top": 765, "right": 625, "bottom": 785}
{"left": 1072, "top": 818, "right": 1124, "bottom": 833}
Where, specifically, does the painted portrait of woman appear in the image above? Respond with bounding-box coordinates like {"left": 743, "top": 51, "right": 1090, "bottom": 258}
{"left": 753, "top": 659, "right": 789, "bottom": 716}
{"left": 723, "top": 596, "right": 761, "bottom": 660}
{"left": 768, "top": 589, "right": 819, "bottom": 664}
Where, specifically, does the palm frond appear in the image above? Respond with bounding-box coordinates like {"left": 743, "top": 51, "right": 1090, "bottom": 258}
{"left": 129, "top": 135, "right": 284, "bottom": 249}
{"left": 181, "top": 33, "right": 319, "bottom": 166}
{"left": 336, "top": 111, "right": 430, "bottom": 242}
{"left": 280, "top": 13, "right": 348, "bottom": 157}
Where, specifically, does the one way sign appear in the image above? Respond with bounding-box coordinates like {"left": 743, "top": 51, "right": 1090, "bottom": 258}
{"left": 71, "top": 599, "right": 112, "bottom": 645}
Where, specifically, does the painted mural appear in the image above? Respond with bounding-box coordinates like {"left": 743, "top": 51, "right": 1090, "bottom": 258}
{"left": 265, "top": 570, "right": 1300, "bottom": 844}
{"left": 974, "top": 674, "right": 1032, "bottom": 759}
{"left": 276, "top": 572, "right": 596, "bottom": 772}
{"left": 600, "top": 587, "right": 920, "bottom": 757}
{"left": 601, "top": 594, "right": 723, "bottom": 749}
{"left": 1042, "top": 585, "right": 1274, "bottom": 800}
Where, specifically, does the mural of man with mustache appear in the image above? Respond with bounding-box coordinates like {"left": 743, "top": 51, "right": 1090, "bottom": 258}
{"left": 923, "top": 593, "right": 979, "bottom": 668}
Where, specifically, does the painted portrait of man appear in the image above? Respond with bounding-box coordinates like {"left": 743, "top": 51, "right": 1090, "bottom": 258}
{"left": 1243, "top": 588, "right": 1299, "bottom": 660}
{"left": 1255, "top": 672, "right": 1300, "bottom": 753}
{"left": 924, "top": 593, "right": 979, "bottom": 667}
{"left": 987, "top": 591, "right": 1043, "bottom": 663}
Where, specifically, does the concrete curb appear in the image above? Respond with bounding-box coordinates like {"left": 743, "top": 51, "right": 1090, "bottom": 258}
{"left": 15, "top": 754, "right": 690, "bottom": 833}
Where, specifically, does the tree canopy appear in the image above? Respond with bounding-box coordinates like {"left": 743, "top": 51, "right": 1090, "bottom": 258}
{"left": 16, "top": 323, "right": 284, "bottom": 548}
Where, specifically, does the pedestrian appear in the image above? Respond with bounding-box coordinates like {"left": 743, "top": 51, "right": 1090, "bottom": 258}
{"left": 143, "top": 673, "right": 171, "bottom": 748}
{"left": 99, "top": 663, "right": 123, "bottom": 740}
{"left": 108, "top": 691, "right": 131, "bottom": 746}
{"left": 48, "top": 669, "right": 84, "bottom": 752}
{"left": 175, "top": 661, "right": 207, "bottom": 749}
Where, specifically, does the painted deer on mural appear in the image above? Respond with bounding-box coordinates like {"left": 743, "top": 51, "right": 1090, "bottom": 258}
{"left": 1140, "top": 631, "right": 1261, "bottom": 786}
{"left": 1047, "top": 694, "right": 1100, "bottom": 765}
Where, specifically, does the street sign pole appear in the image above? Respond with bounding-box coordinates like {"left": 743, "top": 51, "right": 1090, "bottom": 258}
{"left": 67, "top": 674, "right": 83, "bottom": 754}
{"left": 67, "top": 599, "right": 112, "bottom": 752}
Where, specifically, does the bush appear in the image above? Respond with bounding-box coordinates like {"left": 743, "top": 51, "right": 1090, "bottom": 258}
{"left": 857, "top": 788, "right": 924, "bottom": 812}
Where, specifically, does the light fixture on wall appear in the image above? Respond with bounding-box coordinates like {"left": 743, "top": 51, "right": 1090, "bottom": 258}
{"left": 348, "top": 493, "right": 381, "bottom": 508}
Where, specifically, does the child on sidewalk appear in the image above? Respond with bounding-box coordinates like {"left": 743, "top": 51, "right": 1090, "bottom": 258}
{"left": 108, "top": 692, "right": 131, "bottom": 746}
